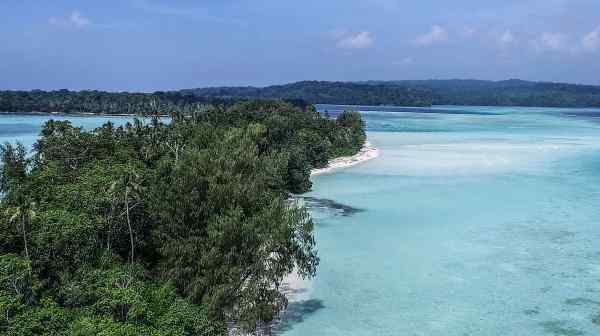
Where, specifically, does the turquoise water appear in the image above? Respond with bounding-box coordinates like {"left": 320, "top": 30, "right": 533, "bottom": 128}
{"left": 0, "top": 113, "right": 135, "bottom": 150}
{"left": 279, "top": 106, "right": 600, "bottom": 335}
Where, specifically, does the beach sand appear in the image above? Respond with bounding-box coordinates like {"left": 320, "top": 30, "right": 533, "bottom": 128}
{"left": 310, "top": 141, "right": 380, "bottom": 176}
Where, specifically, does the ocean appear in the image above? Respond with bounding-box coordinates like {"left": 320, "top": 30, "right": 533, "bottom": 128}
{"left": 277, "top": 105, "right": 600, "bottom": 335}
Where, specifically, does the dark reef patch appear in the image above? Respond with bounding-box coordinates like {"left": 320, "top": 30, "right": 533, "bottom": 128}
{"left": 299, "top": 196, "right": 365, "bottom": 217}
{"left": 563, "top": 298, "right": 600, "bottom": 306}
{"left": 592, "top": 313, "right": 600, "bottom": 326}
{"left": 524, "top": 307, "right": 540, "bottom": 316}
{"left": 272, "top": 299, "right": 325, "bottom": 334}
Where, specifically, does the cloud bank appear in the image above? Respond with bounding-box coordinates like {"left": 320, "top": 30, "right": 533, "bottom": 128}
{"left": 532, "top": 32, "right": 568, "bottom": 52}
{"left": 49, "top": 11, "right": 91, "bottom": 29}
{"left": 582, "top": 28, "right": 600, "bottom": 52}
{"left": 336, "top": 31, "right": 375, "bottom": 49}
{"left": 415, "top": 25, "right": 448, "bottom": 46}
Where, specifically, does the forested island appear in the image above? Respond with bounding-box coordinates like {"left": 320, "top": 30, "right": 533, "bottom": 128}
{"left": 2, "top": 79, "right": 600, "bottom": 115}
{"left": 0, "top": 90, "right": 307, "bottom": 116}
{"left": 0, "top": 101, "right": 366, "bottom": 335}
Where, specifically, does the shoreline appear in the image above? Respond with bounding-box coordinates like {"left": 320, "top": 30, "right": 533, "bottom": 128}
{"left": 0, "top": 111, "right": 169, "bottom": 117}
{"left": 258, "top": 140, "right": 380, "bottom": 333}
{"left": 276, "top": 140, "right": 380, "bottom": 316}
{"left": 229, "top": 143, "right": 381, "bottom": 336}
{"left": 310, "top": 140, "right": 380, "bottom": 176}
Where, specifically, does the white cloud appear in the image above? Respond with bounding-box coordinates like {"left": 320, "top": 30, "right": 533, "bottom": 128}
{"left": 582, "top": 28, "right": 600, "bottom": 52}
{"left": 415, "top": 25, "right": 448, "bottom": 46}
{"left": 49, "top": 11, "right": 91, "bottom": 29}
{"left": 500, "top": 30, "right": 515, "bottom": 46}
{"left": 336, "top": 31, "right": 375, "bottom": 49}
{"left": 393, "top": 57, "right": 414, "bottom": 66}
{"left": 70, "top": 11, "right": 90, "bottom": 27}
{"left": 531, "top": 32, "right": 569, "bottom": 52}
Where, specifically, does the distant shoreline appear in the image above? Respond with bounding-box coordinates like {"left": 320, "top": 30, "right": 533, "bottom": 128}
{"left": 0, "top": 111, "right": 169, "bottom": 117}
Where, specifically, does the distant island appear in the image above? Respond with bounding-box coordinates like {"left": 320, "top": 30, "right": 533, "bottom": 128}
{"left": 183, "top": 79, "right": 600, "bottom": 108}
{"left": 3, "top": 79, "right": 600, "bottom": 115}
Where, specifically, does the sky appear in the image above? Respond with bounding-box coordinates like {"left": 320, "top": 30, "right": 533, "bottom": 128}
{"left": 1, "top": 0, "right": 600, "bottom": 91}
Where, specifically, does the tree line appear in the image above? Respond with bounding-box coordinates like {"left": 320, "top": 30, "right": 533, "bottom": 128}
{"left": 0, "top": 90, "right": 309, "bottom": 115}
{"left": 0, "top": 101, "right": 366, "bottom": 335}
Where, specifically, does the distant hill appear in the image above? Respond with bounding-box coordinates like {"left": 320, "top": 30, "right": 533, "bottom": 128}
{"left": 181, "top": 81, "right": 434, "bottom": 107}
{"left": 3, "top": 79, "right": 600, "bottom": 114}
{"left": 362, "top": 79, "right": 600, "bottom": 107}
{"left": 182, "top": 79, "right": 600, "bottom": 108}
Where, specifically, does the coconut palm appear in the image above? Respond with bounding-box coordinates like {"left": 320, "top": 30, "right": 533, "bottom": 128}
{"left": 109, "top": 166, "right": 143, "bottom": 264}
{"left": 5, "top": 199, "right": 36, "bottom": 260}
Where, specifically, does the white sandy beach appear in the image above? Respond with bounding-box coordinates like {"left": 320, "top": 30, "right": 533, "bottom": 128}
{"left": 310, "top": 141, "right": 380, "bottom": 176}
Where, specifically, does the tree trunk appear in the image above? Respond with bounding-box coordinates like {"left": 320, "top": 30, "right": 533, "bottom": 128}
{"left": 107, "top": 204, "right": 115, "bottom": 253}
{"left": 21, "top": 214, "right": 29, "bottom": 260}
{"left": 125, "top": 188, "right": 134, "bottom": 264}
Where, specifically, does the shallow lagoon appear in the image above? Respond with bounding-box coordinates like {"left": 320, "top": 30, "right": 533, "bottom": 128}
{"left": 278, "top": 106, "right": 600, "bottom": 335}
{"left": 0, "top": 113, "right": 135, "bottom": 150}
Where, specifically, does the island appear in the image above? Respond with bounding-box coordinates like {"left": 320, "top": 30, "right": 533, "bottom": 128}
{"left": 0, "top": 100, "right": 366, "bottom": 335}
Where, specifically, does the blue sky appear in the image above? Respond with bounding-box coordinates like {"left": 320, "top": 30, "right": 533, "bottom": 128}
{"left": 1, "top": 0, "right": 599, "bottom": 91}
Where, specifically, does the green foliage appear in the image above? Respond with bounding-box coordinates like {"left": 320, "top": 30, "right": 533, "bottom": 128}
{"left": 0, "top": 90, "right": 309, "bottom": 115}
{"left": 2, "top": 297, "right": 72, "bottom": 336}
{"left": 0, "top": 100, "right": 366, "bottom": 334}
{"left": 31, "top": 209, "right": 98, "bottom": 278}
{"left": 331, "top": 111, "right": 366, "bottom": 157}
{"left": 0, "top": 254, "right": 38, "bottom": 304}
{"left": 0, "top": 143, "right": 28, "bottom": 194}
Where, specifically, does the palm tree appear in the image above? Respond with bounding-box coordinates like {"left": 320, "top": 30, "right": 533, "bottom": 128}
{"left": 110, "top": 167, "right": 143, "bottom": 264}
{"left": 104, "top": 182, "right": 119, "bottom": 254}
{"left": 5, "top": 199, "right": 36, "bottom": 260}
